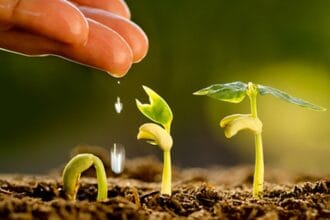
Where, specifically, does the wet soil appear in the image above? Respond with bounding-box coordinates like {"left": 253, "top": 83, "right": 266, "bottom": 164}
{"left": 0, "top": 151, "right": 329, "bottom": 220}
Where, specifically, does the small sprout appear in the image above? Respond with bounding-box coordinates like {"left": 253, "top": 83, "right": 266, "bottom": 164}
{"left": 62, "top": 153, "right": 108, "bottom": 201}
{"left": 194, "top": 81, "right": 326, "bottom": 198}
{"left": 136, "top": 86, "right": 173, "bottom": 195}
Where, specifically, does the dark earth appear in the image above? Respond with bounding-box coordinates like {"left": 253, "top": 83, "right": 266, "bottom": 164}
{"left": 0, "top": 146, "right": 329, "bottom": 220}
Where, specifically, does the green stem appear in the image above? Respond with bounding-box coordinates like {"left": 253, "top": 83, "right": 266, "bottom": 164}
{"left": 92, "top": 156, "right": 108, "bottom": 201}
{"left": 62, "top": 154, "right": 108, "bottom": 201}
{"left": 248, "top": 83, "right": 264, "bottom": 198}
{"left": 253, "top": 133, "right": 264, "bottom": 198}
{"left": 161, "top": 150, "right": 172, "bottom": 195}
{"left": 249, "top": 90, "right": 258, "bottom": 118}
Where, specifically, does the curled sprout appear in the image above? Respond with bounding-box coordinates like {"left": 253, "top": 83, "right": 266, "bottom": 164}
{"left": 136, "top": 86, "right": 173, "bottom": 195}
{"left": 137, "top": 123, "right": 173, "bottom": 151}
{"left": 62, "top": 153, "right": 108, "bottom": 201}
{"left": 194, "top": 81, "right": 326, "bottom": 198}
{"left": 220, "top": 114, "right": 262, "bottom": 138}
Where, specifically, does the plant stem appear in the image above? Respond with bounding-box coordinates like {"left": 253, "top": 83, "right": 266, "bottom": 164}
{"left": 253, "top": 132, "right": 264, "bottom": 198}
{"left": 161, "top": 150, "right": 172, "bottom": 195}
{"left": 92, "top": 156, "right": 108, "bottom": 201}
{"left": 62, "top": 154, "right": 108, "bottom": 201}
{"left": 248, "top": 83, "right": 264, "bottom": 198}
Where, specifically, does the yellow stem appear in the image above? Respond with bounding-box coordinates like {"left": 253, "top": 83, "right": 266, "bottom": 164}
{"left": 248, "top": 82, "right": 264, "bottom": 198}
{"left": 161, "top": 150, "right": 172, "bottom": 195}
{"left": 253, "top": 133, "right": 264, "bottom": 198}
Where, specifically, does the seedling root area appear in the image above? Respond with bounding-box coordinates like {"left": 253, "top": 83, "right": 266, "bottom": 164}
{"left": 0, "top": 156, "right": 328, "bottom": 220}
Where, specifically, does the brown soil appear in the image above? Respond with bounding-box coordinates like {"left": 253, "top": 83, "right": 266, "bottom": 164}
{"left": 0, "top": 149, "right": 329, "bottom": 220}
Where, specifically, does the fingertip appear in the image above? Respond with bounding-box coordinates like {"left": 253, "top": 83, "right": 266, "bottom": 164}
{"left": 60, "top": 19, "right": 133, "bottom": 77}
{"left": 84, "top": 19, "right": 133, "bottom": 76}
{"left": 63, "top": 1, "right": 90, "bottom": 45}
{"left": 108, "top": 0, "right": 131, "bottom": 19}
{"left": 107, "top": 69, "right": 129, "bottom": 78}
{"left": 132, "top": 27, "right": 149, "bottom": 63}
{"left": 80, "top": 7, "right": 148, "bottom": 63}
{"left": 128, "top": 20, "right": 149, "bottom": 63}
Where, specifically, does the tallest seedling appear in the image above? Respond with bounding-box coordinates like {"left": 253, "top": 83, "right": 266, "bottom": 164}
{"left": 194, "top": 82, "right": 326, "bottom": 198}
{"left": 136, "top": 86, "right": 173, "bottom": 195}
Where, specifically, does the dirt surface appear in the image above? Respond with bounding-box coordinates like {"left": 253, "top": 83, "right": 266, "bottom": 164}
{"left": 0, "top": 154, "right": 329, "bottom": 220}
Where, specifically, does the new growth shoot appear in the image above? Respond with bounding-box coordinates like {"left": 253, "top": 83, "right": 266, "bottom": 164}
{"left": 136, "top": 86, "right": 173, "bottom": 195}
{"left": 62, "top": 153, "right": 108, "bottom": 201}
{"left": 194, "top": 81, "right": 326, "bottom": 198}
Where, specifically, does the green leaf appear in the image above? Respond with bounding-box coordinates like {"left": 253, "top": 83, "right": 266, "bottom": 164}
{"left": 257, "top": 84, "right": 326, "bottom": 111}
{"left": 193, "top": 81, "right": 248, "bottom": 103}
{"left": 136, "top": 86, "right": 173, "bottom": 132}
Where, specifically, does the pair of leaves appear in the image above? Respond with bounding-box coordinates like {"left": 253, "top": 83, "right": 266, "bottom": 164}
{"left": 136, "top": 86, "right": 173, "bottom": 133}
{"left": 194, "top": 81, "right": 326, "bottom": 111}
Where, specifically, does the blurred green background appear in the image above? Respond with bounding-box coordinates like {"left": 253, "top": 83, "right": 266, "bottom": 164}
{"left": 0, "top": 0, "right": 329, "bottom": 174}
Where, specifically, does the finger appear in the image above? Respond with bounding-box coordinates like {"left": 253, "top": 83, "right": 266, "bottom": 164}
{"left": 0, "top": 0, "right": 19, "bottom": 21}
{"left": 61, "top": 19, "right": 133, "bottom": 77}
{"left": 0, "top": 19, "right": 134, "bottom": 77}
{"left": 0, "top": 29, "right": 61, "bottom": 55}
{"left": 70, "top": 0, "right": 130, "bottom": 19}
{"left": 0, "top": 22, "right": 11, "bottom": 31}
{"left": 0, "top": 0, "right": 88, "bottom": 45}
{"left": 80, "top": 6, "right": 148, "bottom": 63}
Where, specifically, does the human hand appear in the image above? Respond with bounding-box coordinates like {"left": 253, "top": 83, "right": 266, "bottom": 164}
{"left": 0, "top": 0, "right": 149, "bottom": 77}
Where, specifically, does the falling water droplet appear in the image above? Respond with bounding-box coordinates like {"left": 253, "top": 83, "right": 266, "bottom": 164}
{"left": 114, "top": 96, "right": 123, "bottom": 113}
{"left": 111, "top": 143, "right": 125, "bottom": 174}
{"left": 117, "top": 80, "right": 121, "bottom": 85}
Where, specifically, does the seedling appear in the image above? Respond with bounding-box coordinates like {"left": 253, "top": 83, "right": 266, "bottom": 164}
{"left": 62, "top": 153, "right": 108, "bottom": 201}
{"left": 136, "top": 86, "right": 173, "bottom": 195}
{"left": 194, "top": 81, "right": 326, "bottom": 198}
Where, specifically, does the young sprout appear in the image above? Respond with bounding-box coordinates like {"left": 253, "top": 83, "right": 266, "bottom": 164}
{"left": 136, "top": 85, "right": 173, "bottom": 195}
{"left": 194, "top": 81, "right": 326, "bottom": 198}
{"left": 62, "top": 153, "right": 108, "bottom": 201}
